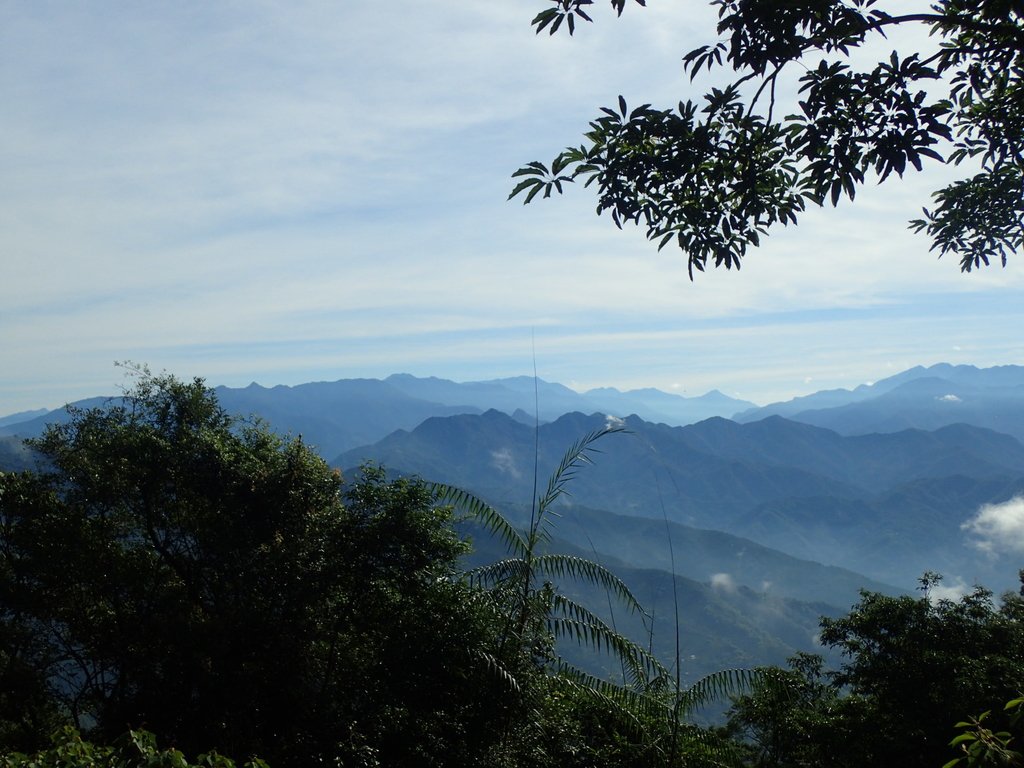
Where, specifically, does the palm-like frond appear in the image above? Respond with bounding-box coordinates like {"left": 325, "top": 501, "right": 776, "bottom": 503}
{"left": 550, "top": 616, "right": 649, "bottom": 674}
{"left": 550, "top": 593, "right": 666, "bottom": 685}
{"left": 474, "top": 649, "right": 522, "bottom": 694}
{"left": 532, "top": 426, "right": 624, "bottom": 543}
{"left": 465, "top": 557, "right": 530, "bottom": 588}
{"left": 553, "top": 664, "right": 754, "bottom": 766}
{"left": 674, "top": 667, "right": 763, "bottom": 717}
{"left": 438, "top": 427, "right": 653, "bottom": 679}
{"left": 432, "top": 482, "right": 528, "bottom": 557}
{"left": 552, "top": 662, "right": 670, "bottom": 728}
{"left": 434, "top": 425, "right": 734, "bottom": 761}
{"left": 434, "top": 420, "right": 762, "bottom": 765}
{"left": 533, "top": 553, "right": 645, "bottom": 615}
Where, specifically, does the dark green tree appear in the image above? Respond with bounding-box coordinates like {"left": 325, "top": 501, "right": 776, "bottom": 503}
{"left": 0, "top": 368, "right": 769, "bottom": 767}
{"left": 0, "top": 369, "right": 506, "bottom": 767}
{"left": 513, "top": 0, "right": 1024, "bottom": 276}
{"left": 818, "top": 575, "right": 1024, "bottom": 767}
{"left": 723, "top": 652, "right": 851, "bottom": 768}
{"left": 727, "top": 575, "right": 1024, "bottom": 768}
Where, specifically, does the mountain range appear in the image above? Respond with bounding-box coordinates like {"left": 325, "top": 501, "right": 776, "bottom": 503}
{"left": 736, "top": 363, "right": 1024, "bottom": 442}
{"left": 0, "top": 374, "right": 754, "bottom": 457}
{"left": 7, "top": 362, "right": 1022, "bottom": 452}
{"left": 337, "top": 408, "right": 1024, "bottom": 590}
{"left": 3, "top": 362, "right": 1023, "bottom": 680}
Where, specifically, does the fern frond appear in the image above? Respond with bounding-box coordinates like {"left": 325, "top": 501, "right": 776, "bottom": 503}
{"left": 465, "top": 557, "right": 531, "bottom": 588}
{"left": 548, "top": 605, "right": 667, "bottom": 688}
{"left": 433, "top": 482, "right": 528, "bottom": 557}
{"left": 553, "top": 661, "right": 672, "bottom": 725}
{"left": 535, "top": 426, "right": 625, "bottom": 528}
{"left": 675, "top": 667, "right": 763, "bottom": 716}
{"left": 475, "top": 650, "right": 522, "bottom": 693}
{"left": 533, "top": 553, "right": 645, "bottom": 614}
{"left": 551, "top": 674, "right": 741, "bottom": 767}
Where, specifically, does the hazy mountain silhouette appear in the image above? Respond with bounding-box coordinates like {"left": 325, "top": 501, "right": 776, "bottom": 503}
{"left": 1, "top": 374, "right": 753, "bottom": 457}
{"left": 735, "top": 364, "right": 1024, "bottom": 442}
{"left": 338, "top": 409, "right": 1024, "bottom": 590}
{"left": 7, "top": 366, "right": 1015, "bottom": 678}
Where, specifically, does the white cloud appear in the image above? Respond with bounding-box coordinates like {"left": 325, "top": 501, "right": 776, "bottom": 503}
{"left": 710, "top": 573, "right": 736, "bottom": 593}
{"left": 962, "top": 496, "right": 1024, "bottom": 555}
{"left": 937, "top": 394, "right": 962, "bottom": 402}
{"left": 605, "top": 414, "right": 625, "bottom": 429}
{"left": 928, "top": 578, "right": 969, "bottom": 603}
{"left": 489, "top": 447, "right": 521, "bottom": 479}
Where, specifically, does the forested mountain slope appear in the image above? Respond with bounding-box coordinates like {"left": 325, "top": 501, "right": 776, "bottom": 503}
{"left": 339, "top": 409, "right": 1024, "bottom": 589}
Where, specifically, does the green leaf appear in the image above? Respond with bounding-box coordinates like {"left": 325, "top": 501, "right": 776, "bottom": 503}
{"left": 524, "top": 182, "right": 545, "bottom": 204}
{"left": 950, "top": 733, "right": 977, "bottom": 746}
{"left": 508, "top": 179, "right": 539, "bottom": 200}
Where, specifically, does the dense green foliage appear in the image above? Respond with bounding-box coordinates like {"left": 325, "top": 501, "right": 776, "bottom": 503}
{"left": 0, "top": 371, "right": 509, "bottom": 766}
{"left": 0, "top": 728, "right": 266, "bottom": 768}
{"left": 4, "top": 368, "right": 1024, "bottom": 767}
{"left": 515, "top": 0, "right": 1024, "bottom": 276}
{"left": 727, "top": 575, "right": 1024, "bottom": 767}
{"left": 0, "top": 369, "right": 744, "bottom": 767}
{"left": 945, "top": 695, "right": 1023, "bottom": 767}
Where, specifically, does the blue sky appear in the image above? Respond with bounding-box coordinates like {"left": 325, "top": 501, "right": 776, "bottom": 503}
{"left": 3, "top": 1, "right": 1023, "bottom": 415}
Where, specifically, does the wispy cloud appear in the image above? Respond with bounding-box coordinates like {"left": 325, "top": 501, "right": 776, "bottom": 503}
{"left": 2, "top": 2, "right": 1023, "bottom": 413}
{"left": 489, "top": 447, "right": 521, "bottom": 479}
{"left": 710, "top": 572, "right": 737, "bottom": 593}
{"left": 962, "top": 496, "right": 1024, "bottom": 555}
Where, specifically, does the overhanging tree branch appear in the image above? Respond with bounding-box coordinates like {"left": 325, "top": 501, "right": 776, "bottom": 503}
{"left": 515, "top": 0, "right": 1024, "bottom": 277}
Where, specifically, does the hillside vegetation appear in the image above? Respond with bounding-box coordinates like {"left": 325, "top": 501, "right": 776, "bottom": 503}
{"left": 2, "top": 371, "right": 1023, "bottom": 767}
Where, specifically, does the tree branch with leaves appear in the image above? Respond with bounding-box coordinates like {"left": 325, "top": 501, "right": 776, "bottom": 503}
{"left": 513, "top": 0, "right": 1024, "bottom": 277}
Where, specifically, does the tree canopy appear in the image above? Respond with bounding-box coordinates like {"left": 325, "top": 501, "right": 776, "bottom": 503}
{"left": 0, "top": 728, "right": 267, "bottom": 768}
{"left": 513, "top": 0, "right": 1024, "bottom": 277}
{"left": 726, "top": 575, "right": 1024, "bottom": 768}
{"left": 0, "top": 370, "right": 508, "bottom": 766}
{"left": 0, "top": 368, "right": 736, "bottom": 767}
{"left": 6, "top": 368, "right": 1024, "bottom": 766}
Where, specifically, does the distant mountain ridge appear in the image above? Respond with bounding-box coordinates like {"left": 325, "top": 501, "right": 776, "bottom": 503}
{"left": 338, "top": 408, "right": 1024, "bottom": 591}
{"left": 7, "top": 363, "right": 1024, "bottom": 453}
{"left": 5, "top": 363, "right": 1021, "bottom": 680}
{"left": 734, "top": 363, "right": 1022, "bottom": 417}
{"left": 735, "top": 363, "right": 1024, "bottom": 442}
{"left": 384, "top": 373, "right": 756, "bottom": 427}
{"left": 0, "top": 374, "right": 755, "bottom": 457}
{"left": 0, "top": 408, "right": 48, "bottom": 428}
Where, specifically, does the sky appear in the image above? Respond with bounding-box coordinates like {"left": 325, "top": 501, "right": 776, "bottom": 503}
{"left": 3, "top": 1, "right": 1024, "bottom": 416}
